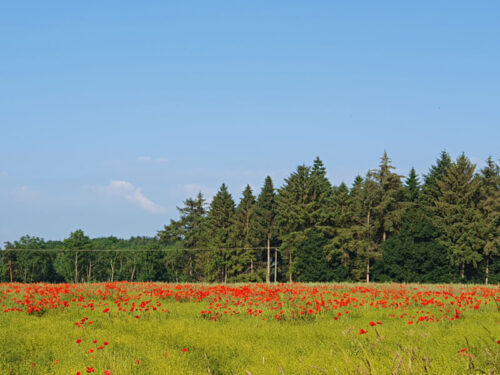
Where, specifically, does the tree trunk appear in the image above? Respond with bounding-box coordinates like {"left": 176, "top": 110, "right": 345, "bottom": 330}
{"left": 224, "top": 265, "right": 227, "bottom": 284}
{"left": 266, "top": 236, "right": 271, "bottom": 284}
{"left": 74, "top": 250, "right": 79, "bottom": 284}
{"left": 9, "top": 260, "right": 13, "bottom": 283}
{"left": 485, "top": 258, "right": 489, "bottom": 285}
{"left": 274, "top": 248, "right": 278, "bottom": 283}
{"left": 110, "top": 259, "right": 115, "bottom": 282}
{"left": 289, "top": 252, "right": 292, "bottom": 282}
{"left": 250, "top": 258, "right": 254, "bottom": 274}
{"left": 460, "top": 262, "right": 465, "bottom": 279}
{"left": 130, "top": 255, "right": 136, "bottom": 282}
{"left": 382, "top": 231, "right": 387, "bottom": 242}
{"left": 366, "top": 261, "right": 370, "bottom": 283}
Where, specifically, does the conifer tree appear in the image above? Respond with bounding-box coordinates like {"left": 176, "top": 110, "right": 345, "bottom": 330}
{"left": 254, "top": 176, "right": 278, "bottom": 283}
{"left": 369, "top": 151, "right": 405, "bottom": 243}
{"left": 228, "top": 185, "right": 259, "bottom": 280}
{"left": 478, "top": 157, "right": 500, "bottom": 284}
{"left": 206, "top": 184, "right": 235, "bottom": 282}
{"left": 433, "top": 154, "right": 483, "bottom": 279}
{"left": 423, "top": 151, "right": 452, "bottom": 202}
{"left": 404, "top": 167, "right": 421, "bottom": 204}
{"left": 158, "top": 192, "right": 208, "bottom": 280}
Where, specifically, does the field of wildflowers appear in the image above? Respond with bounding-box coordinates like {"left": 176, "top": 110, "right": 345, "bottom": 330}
{"left": 0, "top": 282, "right": 499, "bottom": 374}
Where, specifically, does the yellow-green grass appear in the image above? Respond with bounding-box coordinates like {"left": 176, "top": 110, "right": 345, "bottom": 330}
{"left": 0, "top": 283, "right": 498, "bottom": 375}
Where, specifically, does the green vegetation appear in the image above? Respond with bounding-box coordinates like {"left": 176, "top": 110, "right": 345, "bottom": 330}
{"left": 1, "top": 151, "right": 498, "bottom": 284}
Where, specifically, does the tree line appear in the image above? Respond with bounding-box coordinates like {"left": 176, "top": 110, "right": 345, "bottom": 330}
{"left": 1, "top": 151, "right": 499, "bottom": 284}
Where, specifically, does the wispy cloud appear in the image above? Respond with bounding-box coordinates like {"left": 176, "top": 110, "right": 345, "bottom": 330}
{"left": 137, "top": 156, "right": 169, "bottom": 164}
{"left": 92, "top": 180, "right": 166, "bottom": 214}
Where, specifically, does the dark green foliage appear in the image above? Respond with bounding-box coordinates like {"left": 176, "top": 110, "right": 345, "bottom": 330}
{"left": 2, "top": 151, "right": 498, "bottom": 284}
{"left": 404, "top": 167, "right": 421, "bottom": 204}
{"left": 206, "top": 183, "right": 235, "bottom": 282}
{"left": 422, "top": 150, "right": 452, "bottom": 202}
{"left": 375, "top": 207, "right": 457, "bottom": 283}
{"left": 432, "top": 154, "right": 484, "bottom": 278}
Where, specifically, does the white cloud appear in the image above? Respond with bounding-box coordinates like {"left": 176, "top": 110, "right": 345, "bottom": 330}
{"left": 137, "top": 156, "right": 168, "bottom": 164}
{"left": 92, "top": 180, "right": 166, "bottom": 214}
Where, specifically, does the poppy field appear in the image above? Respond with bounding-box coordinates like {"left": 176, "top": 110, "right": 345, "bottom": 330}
{"left": 0, "top": 282, "right": 499, "bottom": 375}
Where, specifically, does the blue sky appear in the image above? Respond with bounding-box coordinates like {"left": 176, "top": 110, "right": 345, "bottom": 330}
{"left": 1, "top": 1, "right": 499, "bottom": 245}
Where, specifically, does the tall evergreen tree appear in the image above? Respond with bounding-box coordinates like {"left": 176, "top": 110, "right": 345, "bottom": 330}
{"left": 433, "top": 154, "right": 483, "bottom": 279}
{"left": 478, "top": 157, "right": 500, "bottom": 283}
{"left": 206, "top": 184, "right": 235, "bottom": 282}
{"left": 369, "top": 151, "right": 405, "bottom": 243}
{"left": 404, "top": 167, "right": 421, "bottom": 204}
{"left": 423, "top": 150, "right": 452, "bottom": 202}
{"left": 158, "top": 192, "right": 208, "bottom": 280}
{"left": 254, "top": 176, "right": 278, "bottom": 283}
{"left": 228, "top": 185, "right": 259, "bottom": 280}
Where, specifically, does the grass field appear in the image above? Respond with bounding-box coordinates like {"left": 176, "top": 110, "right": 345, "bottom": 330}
{"left": 0, "top": 282, "right": 499, "bottom": 375}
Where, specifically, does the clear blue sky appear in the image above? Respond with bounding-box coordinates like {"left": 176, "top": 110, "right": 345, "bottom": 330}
{"left": 1, "top": 1, "right": 499, "bottom": 245}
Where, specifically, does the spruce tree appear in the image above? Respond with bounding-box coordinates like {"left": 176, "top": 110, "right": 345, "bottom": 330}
{"left": 423, "top": 150, "right": 452, "bottom": 202}
{"left": 254, "top": 176, "right": 278, "bottom": 283}
{"left": 206, "top": 184, "right": 235, "bottom": 282}
{"left": 433, "top": 154, "right": 483, "bottom": 279}
{"left": 158, "top": 192, "right": 208, "bottom": 280}
{"left": 404, "top": 167, "right": 421, "bottom": 204}
{"left": 228, "top": 185, "right": 259, "bottom": 280}
{"left": 478, "top": 157, "right": 500, "bottom": 283}
{"left": 369, "top": 151, "right": 405, "bottom": 243}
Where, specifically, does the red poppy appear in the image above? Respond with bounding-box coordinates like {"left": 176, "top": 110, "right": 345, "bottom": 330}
{"left": 369, "top": 321, "right": 376, "bottom": 326}
{"left": 76, "top": 339, "right": 82, "bottom": 344}
{"left": 86, "top": 368, "right": 95, "bottom": 373}
{"left": 181, "top": 348, "right": 189, "bottom": 353}
{"left": 359, "top": 329, "right": 368, "bottom": 335}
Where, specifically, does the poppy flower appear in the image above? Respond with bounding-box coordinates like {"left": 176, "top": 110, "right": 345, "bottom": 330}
{"left": 103, "top": 341, "right": 109, "bottom": 346}
{"left": 86, "top": 368, "right": 95, "bottom": 373}
{"left": 76, "top": 339, "right": 82, "bottom": 344}
{"left": 104, "top": 371, "right": 111, "bottom": 375}
{"left": 181, "top": 348, "right": 189, "bottom": 353}
{"left": 359, "top": 329, "right": 368, "bottom": 335}
{"left": 369, "top": 321, "right": 376, "bottom": 326}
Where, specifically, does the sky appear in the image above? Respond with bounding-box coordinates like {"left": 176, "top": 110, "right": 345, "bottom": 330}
{"left": 1, "top": 1, "right": 499, "bottom": 245}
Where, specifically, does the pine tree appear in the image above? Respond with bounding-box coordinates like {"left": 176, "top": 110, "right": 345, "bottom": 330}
{"left": 254, "top": 176, "right": 278, "bottom": 283}
{"left": 433, "top": 154, "right": 483, "bottom": 279}
{"left": 228, "top": 185, "right": 259, "bottom": 280}
{"left": 478, "top": 157, "right": 500, "bottom": 284}
{"left": 206, "top": 184, "right": 235, "bottom": 282}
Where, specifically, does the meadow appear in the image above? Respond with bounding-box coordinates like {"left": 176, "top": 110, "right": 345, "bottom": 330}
{"left": 0, "top": 282, "right": 499, "bottom": 375}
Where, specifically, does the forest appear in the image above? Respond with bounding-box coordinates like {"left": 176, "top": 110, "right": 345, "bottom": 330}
{"left": 1, "top": 151, "right": 499, "bottom": 284}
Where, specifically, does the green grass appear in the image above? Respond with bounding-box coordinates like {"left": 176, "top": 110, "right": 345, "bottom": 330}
{"left": 0, "top": 283, "right": 498, "bottom": 375}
